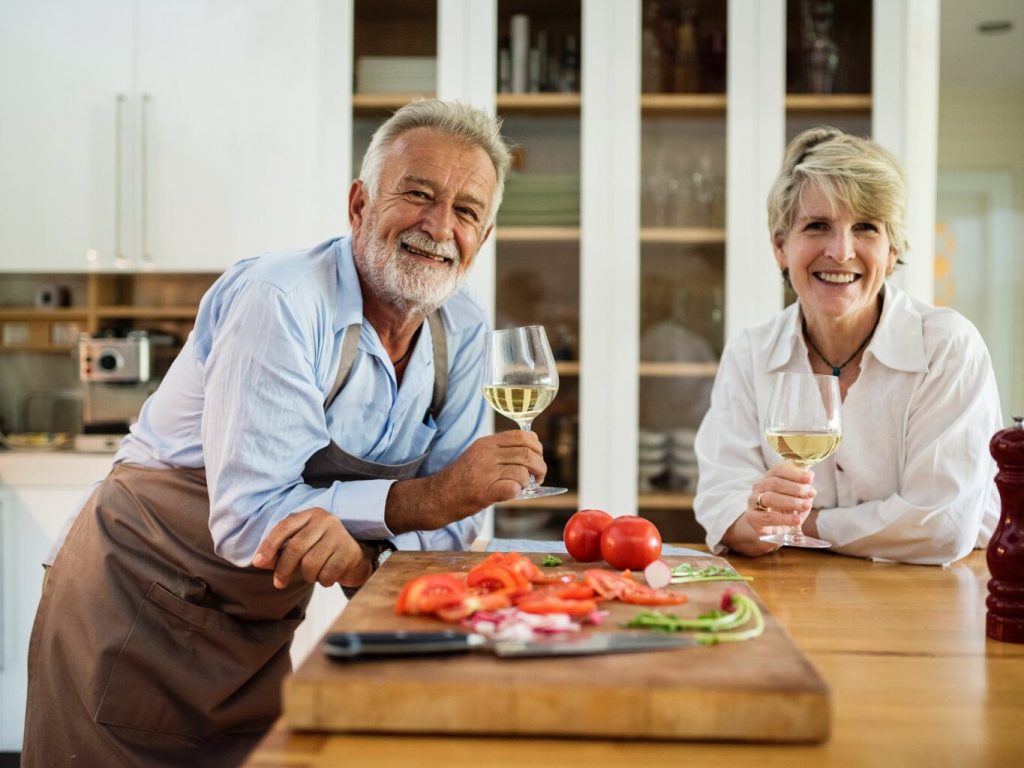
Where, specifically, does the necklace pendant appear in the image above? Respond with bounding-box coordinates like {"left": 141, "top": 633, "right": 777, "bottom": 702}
{"left": 831, "top": 367, "right": 841, "bottom": 377}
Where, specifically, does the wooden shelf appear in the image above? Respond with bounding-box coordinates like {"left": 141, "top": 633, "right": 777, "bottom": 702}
{"left": 638, "top": 492, "right": 695, "bottom": 509}
{"left": 786, "top": 93, "right": 871, "bottom": 113}
{"left": 93, "top": 306, "right": 198, "bottom": 320}
{"left": 641, "top": 93, "right": 727, "bottom": 113}
{"left": 641, "top": 227, "right": 725, "bottom": 244}
{"left": 496, "top": 93, "right": 581, "bottom": 113}
{"left": 497, "top": 226, "right": 580, "bottom": 242}
{"left": 352, "top": 92, "right": 434, "bottom": 112}
{"left": 0, "top": 308, "right": 88, "bottom": 321}
{"left": 639, "top": 361, "right": 718, "bottom": 378}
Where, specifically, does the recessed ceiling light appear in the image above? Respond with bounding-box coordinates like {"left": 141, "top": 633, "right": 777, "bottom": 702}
{"left": 976, "top": 20, "right": 1013, "bottom": 34}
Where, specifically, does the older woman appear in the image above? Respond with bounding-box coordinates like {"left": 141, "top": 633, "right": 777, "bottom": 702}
{"left": 694, "top": 127, "right": 1002, "bottom": 565}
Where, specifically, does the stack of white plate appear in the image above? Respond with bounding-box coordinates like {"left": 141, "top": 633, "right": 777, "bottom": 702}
{"left": 356, "top": 56, "right": 436, "bottom": 94}
{"left": 668, "top": 428, "right": 699, "bottom": 489}
{"left": 637, "top": 429, "right": 669, "bottom": 493}
{"left": 497, "top": 173, "right": 579, "bottom": 226}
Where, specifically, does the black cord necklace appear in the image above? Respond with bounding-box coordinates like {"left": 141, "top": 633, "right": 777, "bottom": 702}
{"left": 803, "top": 309, "right": 881, "bottom": 377}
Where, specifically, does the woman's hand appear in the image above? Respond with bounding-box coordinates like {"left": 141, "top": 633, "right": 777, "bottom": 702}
{"left": 251, "top": 508, "right": 373, "bottom": 589}
{"left": 723, "top": 464, "right": 817, "bottom": 556}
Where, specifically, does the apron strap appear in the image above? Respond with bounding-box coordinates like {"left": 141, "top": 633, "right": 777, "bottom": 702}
{"left": 323, "top": 310, "right": 449, "bottom": 420}
{"left": 325, "top": 323, "right": 362, "bottom": 411}
{"left": 426, "top": 310, "right": 448, "bottom": 423}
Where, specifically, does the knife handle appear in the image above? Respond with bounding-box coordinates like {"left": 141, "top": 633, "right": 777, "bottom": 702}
{"left": 324, "top": 630, "right": 483, "bottom": 659}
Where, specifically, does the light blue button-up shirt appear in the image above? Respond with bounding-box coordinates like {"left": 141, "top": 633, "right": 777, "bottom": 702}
{"left": 114, "top": 236, "right": 489, "bottom": 566}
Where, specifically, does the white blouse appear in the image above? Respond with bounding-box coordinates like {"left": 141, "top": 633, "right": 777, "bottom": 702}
{"left": 694, "top": 284, "right": 1002, "bottom": 565}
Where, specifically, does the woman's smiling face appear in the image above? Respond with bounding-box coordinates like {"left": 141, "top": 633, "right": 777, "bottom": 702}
{"left": 774, "top": 183, "right": 896, "bottom": 326}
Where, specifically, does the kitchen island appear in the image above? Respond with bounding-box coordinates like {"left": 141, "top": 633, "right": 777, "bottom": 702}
{"left": 243, "top": 548, "right": 1023, "bottom": 767}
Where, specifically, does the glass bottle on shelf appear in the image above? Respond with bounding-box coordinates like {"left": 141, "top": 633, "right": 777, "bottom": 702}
{"left": 641, "top": 1, "right": 664, "bottom": 93}
{"left": 801, "top": 0, "right": 839, "bottom": 94}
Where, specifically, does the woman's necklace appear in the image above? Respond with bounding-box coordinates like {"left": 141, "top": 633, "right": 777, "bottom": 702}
{"left": 803, "top": 309, "right": 881, "bottom": 377}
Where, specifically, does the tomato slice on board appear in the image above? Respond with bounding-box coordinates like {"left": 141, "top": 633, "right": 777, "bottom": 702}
{"left": 584, "top": 569, "right": 631, "bottom": 600}
{"left": 530, "top": 581, "right": 598, "bottom": 601}
{"left": 617, "top": 583, "right": 688, "bottom": 606}
{"left": 434, "top": 590, "right": 514, "bottom": 623}
{"left": 466, "top": 563, "right": 524, "bottom": 595}
{"left": 394, "top": 573, "right": 468, "bottom": 616}
{"left": 514, "top": 594, "right": 599, "bottom": 616}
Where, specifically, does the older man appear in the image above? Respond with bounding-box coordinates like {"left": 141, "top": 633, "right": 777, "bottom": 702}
{"left": 23, "top": 100, "right": 542, "bottom": 767}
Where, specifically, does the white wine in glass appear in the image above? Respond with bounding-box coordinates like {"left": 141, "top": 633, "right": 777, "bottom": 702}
{"left": 482, "top": 325, "right": 568, "bottom": 499}
{"left": 760, "top": 371, "right": 842, "bottom": 548}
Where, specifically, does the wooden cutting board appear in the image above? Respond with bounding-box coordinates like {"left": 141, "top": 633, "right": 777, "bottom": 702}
{"left": 284, "top": 551, "right": 830, "bottom": 742}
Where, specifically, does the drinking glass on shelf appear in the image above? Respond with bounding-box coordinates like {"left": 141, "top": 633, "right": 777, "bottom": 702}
{"left": 482, "top": 325, "right": 568, "bottom": 499}
{"left": 760, "top": 371, "right": 842, "bottom": 548}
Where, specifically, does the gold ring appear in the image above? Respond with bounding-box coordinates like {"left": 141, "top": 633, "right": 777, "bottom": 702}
{"left": 755, "top": 492, "right": 768, "bottom": 511}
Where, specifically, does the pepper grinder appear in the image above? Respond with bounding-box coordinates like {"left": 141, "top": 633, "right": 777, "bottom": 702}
{"left": 987, "top": 415, "right": 1024, "bottom": 643}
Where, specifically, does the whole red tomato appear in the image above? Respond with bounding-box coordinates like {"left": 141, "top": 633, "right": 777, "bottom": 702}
{"left": 600, "top": 516, "right": 662, "bottom": 570}
{"left": 563, "top": 509, "right": 614, "bottom": 562}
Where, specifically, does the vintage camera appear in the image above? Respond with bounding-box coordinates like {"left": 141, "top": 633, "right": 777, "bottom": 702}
{"left": 79, "top": 331, "right": 152, "bottom": 383}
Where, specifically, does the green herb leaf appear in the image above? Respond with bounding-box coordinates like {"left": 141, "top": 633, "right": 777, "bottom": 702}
{"left": 540, "top": 554, "right": 563, "bottom": 567}
{"left": 670, "top": 562, "right": 754, "bottom": 584}
{"left": 622, "top": 592, "right": 765, "bottom": 644}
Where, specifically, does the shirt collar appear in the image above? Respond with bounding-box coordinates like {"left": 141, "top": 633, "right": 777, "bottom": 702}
{"left": 334, "top": 235, "right": 365, "bottom": 332}
{"left": 766, "top": 302, "right": 806, "bottom": 373}
{"left": 764, "top": 283, "right": 929, "bottom": 375}
{"left": 867, "top": 283, "right": 929, "bottom": 373}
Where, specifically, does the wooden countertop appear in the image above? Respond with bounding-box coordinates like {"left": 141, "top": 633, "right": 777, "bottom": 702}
{"left": 243, "top": 548, "right": 1024, "bottom": 767}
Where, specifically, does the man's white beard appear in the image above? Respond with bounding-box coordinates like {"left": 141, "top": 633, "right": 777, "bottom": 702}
{"left": 357, "top": 219, "right": 466, "bottom": 317}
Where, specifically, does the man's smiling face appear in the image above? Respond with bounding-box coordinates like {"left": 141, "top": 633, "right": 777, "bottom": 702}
{"left": 350, "top": 127, "right": 496, "bottom": 315}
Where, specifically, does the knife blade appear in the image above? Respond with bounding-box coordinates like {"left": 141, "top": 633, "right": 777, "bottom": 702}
{"left": 324, "top": 630, "right": 699, "bottom": 660}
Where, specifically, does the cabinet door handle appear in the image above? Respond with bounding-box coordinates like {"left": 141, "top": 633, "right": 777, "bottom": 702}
{"left": 140, "top": 92, "right": 153, "bottom": 270}
{"left": 114, "top": 94, "right": 128, "bottom": 269}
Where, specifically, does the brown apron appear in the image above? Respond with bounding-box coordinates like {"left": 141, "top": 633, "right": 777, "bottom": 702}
{"left": 22, "top": 313, "right": 447, "bottom": 767}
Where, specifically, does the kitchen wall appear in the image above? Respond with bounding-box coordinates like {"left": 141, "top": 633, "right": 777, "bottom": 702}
{"left": 937, "top": 87, "right": 1024, "bottom": 421}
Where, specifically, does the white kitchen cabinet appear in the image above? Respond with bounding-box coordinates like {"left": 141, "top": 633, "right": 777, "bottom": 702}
{"left": 0, "top": 0, "right": 350, "bottom": 273}
{"left": 0, "top": 0, "right": 133, "bottom": 273}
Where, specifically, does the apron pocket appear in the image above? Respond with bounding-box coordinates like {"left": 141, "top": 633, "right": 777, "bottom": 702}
{"left": 95, "top": 582, "right": 303, "bottom": 741}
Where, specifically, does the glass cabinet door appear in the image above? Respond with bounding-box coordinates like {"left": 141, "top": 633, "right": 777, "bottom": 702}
{"left": 637, "top": 0, "right": 726, "bottom": 542}
{"left": 492, "top": 0, "right": 582, "bottom": 540}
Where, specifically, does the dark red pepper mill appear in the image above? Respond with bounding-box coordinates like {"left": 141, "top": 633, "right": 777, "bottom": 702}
{"left": 987, "top": 415, "right": 1024, "bottom": 643}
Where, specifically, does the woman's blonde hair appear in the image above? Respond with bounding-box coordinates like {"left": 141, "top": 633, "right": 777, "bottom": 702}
{"left": 767, "top": 127, "right": 909, "bottom": 259}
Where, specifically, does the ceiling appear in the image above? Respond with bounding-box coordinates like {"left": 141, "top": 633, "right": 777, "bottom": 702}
{"left": 940, "top": 0, "right": 1024, "bottom": 92}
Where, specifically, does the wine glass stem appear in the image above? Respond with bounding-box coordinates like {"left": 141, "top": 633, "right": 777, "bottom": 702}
{"left": 517, "top": 421, "right": 540, "bottom": 491}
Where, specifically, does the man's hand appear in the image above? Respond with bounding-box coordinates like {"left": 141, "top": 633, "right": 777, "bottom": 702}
{"left": 251, "top": 508, "right": 373, "bottom": 589}
{"left": 385, "top": 431, "right": 547, "bottom": 534}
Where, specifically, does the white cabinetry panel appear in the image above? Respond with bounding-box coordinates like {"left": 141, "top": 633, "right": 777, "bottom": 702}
{"left": 0, "top": 0, "right": 133, "bottom": 272}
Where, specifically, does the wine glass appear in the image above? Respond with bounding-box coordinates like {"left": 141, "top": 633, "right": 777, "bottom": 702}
{"left": 482, "top": 325, "right": 568, "bottom": 499}
{"left": 760, "top": 371, "right": 842, "bottom": 548}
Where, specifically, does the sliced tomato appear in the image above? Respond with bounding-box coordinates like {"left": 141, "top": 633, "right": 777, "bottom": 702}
{"left": 514, "top": 594, "right": 598, "bottom": 615}
{"left": 617, "top": 583, "right": 688, "bottom": 606}
{"left": 528, "top": 570, "right": 577, "bottom": 585}
{"left": 530, "top": 581, "right": 598, "bottom": 601}
{"left": 584, "top": 569, "right": 631, "bottom": 600}
{"left": 434, "top": 590, "right": 514, "bottom": 623}
{"left": 466, "top": 563, "right": 523, "bottom": 594}
{"left": 394, "top": 573, "right": 468, "bottom": 616}
{"left": 485, "top": 552, "right": 545, "bottom": 585}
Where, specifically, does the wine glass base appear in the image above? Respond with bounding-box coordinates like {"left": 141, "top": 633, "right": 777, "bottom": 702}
{"left": 759, "top": 532, "right": 831, "bottom": 549}
{"left": 517, "top": 485, "right": 568, "bottom": 499}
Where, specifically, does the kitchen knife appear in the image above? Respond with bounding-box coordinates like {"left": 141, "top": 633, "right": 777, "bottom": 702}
{"left": 324, "top": 630, "right": 698, "bottom": 660}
